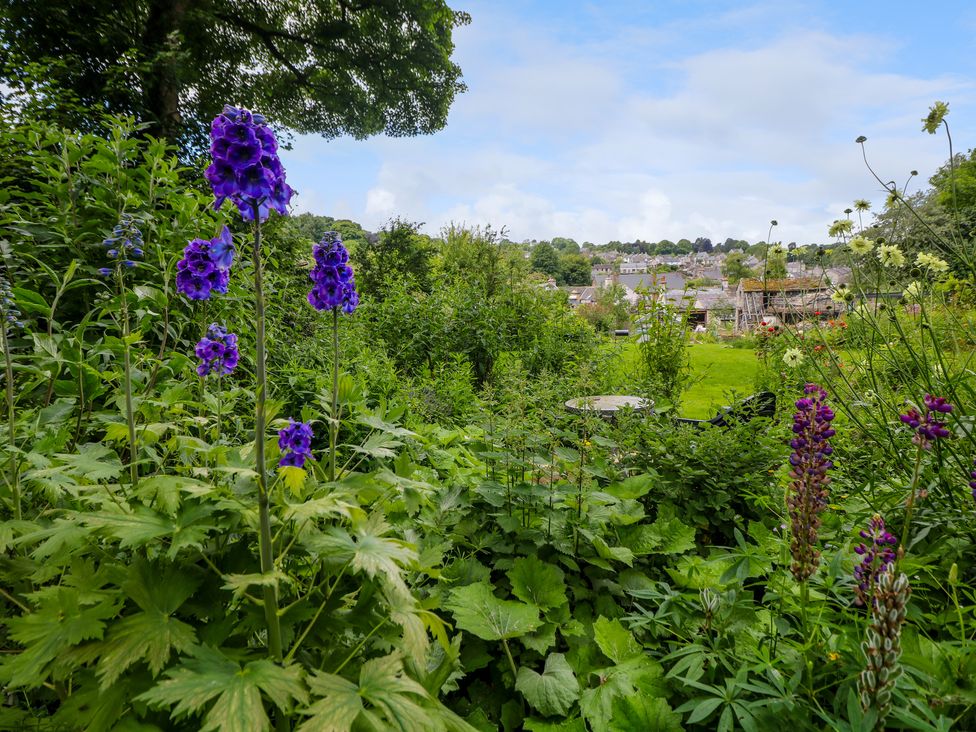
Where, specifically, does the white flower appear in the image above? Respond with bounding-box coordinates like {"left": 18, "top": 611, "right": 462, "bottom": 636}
{"left": 904, "top": 281, "right": 922, "bottom": 299}
{"left": 915, "top": 251, "right": 949, "bottom": 273}
{"left": 878, "top": 244, "right": 905, "bottom": 267}
{"left": 831, "top": 284, "right": 851, "bottom": 303}
{"left": 849, "top": 236, "right": 874, "bottom": 255}
{"left": 783, "top": 348, "right": 804, "bottom": 367}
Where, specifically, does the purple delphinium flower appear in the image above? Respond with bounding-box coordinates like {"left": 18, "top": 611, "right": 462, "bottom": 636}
{"left": 278, "top": 419, "right": 314, "bottom": 468}
{"left": 100, "top": 214, "right": 143, "bottom": 276}
{"left": 195, "top": 324, "right": 239, "bottom": 377}
{"left": 176, "top": 226, "right": 235, "bottom": 301}
{"left": 206, "top": 105, "right": 293, "bottom": 222}
{"left": 853, "top": 514, "right": 898, "bottom": 607}
{"left": 787, "top": 383, "right": 836, "bottom": 583}
{"left": 308, "top": 232, "right": 359, "bottom": 313}
{"left": 0, "top": 277, "right": 23, "bottom": 329}
{"left": 899, "top": 394, "right": 952, "bottom": 450}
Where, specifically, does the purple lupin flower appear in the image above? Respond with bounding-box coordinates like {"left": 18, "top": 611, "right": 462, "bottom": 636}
{"left": 969, "top": 459, "right": 976, "bottom": 502}
{"left": 899, "top": 394, "right": 952, "bottom": 450}
{"left": 853, "top": 515, "right": 898, "bottom": 606}
{"left": 278, "top": 419, "right": 314, "bottom": 468}
{"left": 787, "top": 383, "right": 835, "bottom": 582}
{"left": 206, "top": 106, "right": 293, "bottom": 222}
{"left": 176, "top": 226, "right": 235, "bottom": 301}
{"left": 195, "top": 324, "right": 239, "bottom": 377}
{"left": 307, "top": 232, "right": 359, "bottom": 313}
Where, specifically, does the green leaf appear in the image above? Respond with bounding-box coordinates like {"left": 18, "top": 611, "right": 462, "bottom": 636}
{"left": 608, "top": 694, "right": 683, "bottom": 732}
{"left": 621, "top": 516, "right": 696, "bottom": 556}
{"left": 592, "top": 617, "right": 642, "bottom": 664}
{"left": 299, "top": 654, "right": 431, "bottom": 732}
{"left": 52, "top": 443, "right": 123, "bottom": 482}
{"left": 507, "top": 556, "right": 568, "bottom": 611}
{"left": 523, "top": 719, "right": 587, "bottom": 732}
{"left": 516, "top": 653, "right": 579, "bottom": 717}
{"left": 445, "top": 582, "right": 541, "bottom": 641}
{"left": 97, "top": 560, "right": 199, "bottom": 687}
{"left": 304, "top": 513, "right": 417, "bottom": 597}
{"left": 279, "top": 466, "right": 307, "bottom": 495}
{"left": 580, "top": 657, "right": 666, "bottom": 731}
{"left": 136, "top": 646, "right": 307, "bottom": 732}
{"left": 603, "top": 474, "right": 655, "bottom": 500}
{"left": 591, "top": 536, "right": 634, "bottom": 566}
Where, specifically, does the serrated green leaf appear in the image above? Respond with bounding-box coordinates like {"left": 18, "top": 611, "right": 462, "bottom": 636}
{"left": 604, "top": 474, "right": 655, "bottom": 500}
{"left": 136, "top": 646, "right": 306, "bottom": 732}
{"left": 516, "top": 654, "right": 579, "bottom": 717}
{"left": 592, "top": 617, "right": 642, "bottom": 664}
{"left": 591, "top": 536, "right": 633, "bottom": 566}
{"left": 299, "top": 654, "right": 431, "bottom": 732}
{"left": 445, "top": 582, "right": 541, "bottom": 641}
{"left": 523, "top": 719, "right": 587, "bottom": 732}
{"left": 580, "top": 657, "right": 666, "bottom": 731}
{"left": 279, "top": 466, "right": 307, "bottom": 495}
{"left": 608, "top": 693, "right": 682, "bottom": 732}
{"left": 507, "top": 556, "right": 568, "bottom": 611}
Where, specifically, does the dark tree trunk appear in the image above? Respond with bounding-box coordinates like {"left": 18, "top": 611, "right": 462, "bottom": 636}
{"left": 141, "top": 0, "right": 190, "bottom": 143}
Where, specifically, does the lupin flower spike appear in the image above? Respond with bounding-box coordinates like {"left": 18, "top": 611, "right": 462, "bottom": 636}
{"left": 786, "top": 383, "right": 835, "bottom": 582}
{"left": 853, "top": 515, "right": 897, "bottom": 607}
{"left": 858, "top": 570, "right": 911, "bottom": 723}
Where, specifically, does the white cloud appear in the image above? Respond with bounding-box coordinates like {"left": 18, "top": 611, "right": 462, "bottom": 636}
{"left": 284, "top": 6, "right": 975, "bottom": 245}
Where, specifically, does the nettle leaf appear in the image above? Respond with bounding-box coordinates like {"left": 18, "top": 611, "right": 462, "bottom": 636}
{"left": 136, "top": 645, "right": 307, "bottom": 732}
{"left": 592, "top": 617, "right": 642, "bottom": 664}
{"left": 515, "top": 653, "right": 579, "bottom": 717}
{"left": 299, "top": 654, "right": 432, "bottom": 732}
{"left": 445, "top": 582, "right": 541, "bottom": 641}
{"left": 507, "top": 556, "right": 568, "bottom": 611}
{"left": 97, "top": 560, "right": 200, "bottom": 687}
{"left": 608, "top": 693, "right": 682, "bottom": 732}
{"left": 620, "top": 516, "right": 696, "bottom": 556}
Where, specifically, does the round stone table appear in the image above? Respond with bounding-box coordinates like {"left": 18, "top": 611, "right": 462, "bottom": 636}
{"left": 565, "top": 395, "right": 653, "bottom": 420}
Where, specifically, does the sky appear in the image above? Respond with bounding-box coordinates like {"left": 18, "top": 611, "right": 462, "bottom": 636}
{"left": 279, "top": 0, "right": 976, "bottom": 246}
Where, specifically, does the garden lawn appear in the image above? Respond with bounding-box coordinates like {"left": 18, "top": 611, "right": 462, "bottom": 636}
{"left": 683, "top": 343, "right": 761, "bottom": 418}
{"left": 614, "top": 341, "right": 760, "bottom": 419}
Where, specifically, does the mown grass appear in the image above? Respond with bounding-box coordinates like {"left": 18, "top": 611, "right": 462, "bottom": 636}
{"left": 613, "top": 341, "right": 760, "bottom": 419}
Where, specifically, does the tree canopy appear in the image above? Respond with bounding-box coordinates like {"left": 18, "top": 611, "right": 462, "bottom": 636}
{"left": 0, "top": 0, "right": 470, "bottom": 152}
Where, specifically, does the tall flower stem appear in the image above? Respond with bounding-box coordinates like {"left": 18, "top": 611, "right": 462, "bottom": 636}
{"left": 329, "top": 308, "right": 339, "bottom": 482}
{"left": 1, "top": 320, "right": 19, "bottom": 521}
{"left": 898, "top": 446, "right": 924, "bottom": 557}
{"left": 118, "top": 276, "right": 138, "bottom": 490}
{"left": 251, "top": 206, "right": 284, "bottom": 662}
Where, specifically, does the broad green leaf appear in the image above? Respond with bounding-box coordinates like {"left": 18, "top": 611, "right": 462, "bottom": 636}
{"left": 507, "top": 556, "right": 568, "bottom": 611}
{"left": 279, "top": 466, "right": 307, "bottom": 495}
{"left": 445, "top": 582, "right": 541, "bottom": 641}
{"left": 104, "top": 423, "right": 131, "bottom": 442}
{"left": 523, "top": 719, "right": 587, "bottom": 732}
{"left": 136, "top": 646, "right": 306, "bottom": 732}
{"left": 580, "top": 657, "right": 666, "bottom": 731}
{"left": 621, "top": 517, "right": 696, "bottom": 556}
{"left": 85, "top": 504, "right": 217, "bottom": 557}
{"left": 591, "top": 536, "right": 634, "bottom": 566}
{"left": 603, "top": 474, "right": 655, "bottom": 500}
{"left": 515, "top": 653, "right": 579, "bottom": 717}
{"left": 299, "top": 654, "right": 431, "bottom": 732}
{"left": 608, "top": 693, "right": 683, "bottom": 732}
{"left": 48, "top": 443, "right": 123, "bottom": 482}
{"left": 593, "top": 617, "right": 642, "bottom": 663}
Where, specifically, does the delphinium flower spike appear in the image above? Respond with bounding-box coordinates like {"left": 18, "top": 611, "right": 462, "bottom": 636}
{"left": 176, "top": 226, "right": 235, "bottom": 301}
{"left": 99, "top": 214, "right": 143, "bottom": 278}
{"left": 278, "top": 419, "right": 314, "bottom": 468}
{"left": 307, "top": 232, "right": 359, "bottom": 313}
{"left": 853, "top": 515, "right": 897, "bottom": 607}
{"left": 206, "top": 105, "right": 293, "bottom": 222}
{"left": 969, "top": 459, "right": 976, "bottom": 502}
{"left": 195, "top": 324, "right": 239, "bottom": 377}
{"left": 786, "top": 383, "right": 835, "bottom": 582}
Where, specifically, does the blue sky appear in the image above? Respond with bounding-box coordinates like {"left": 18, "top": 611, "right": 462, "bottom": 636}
{"left": 279, "top": 0, "right": 976, "bottom": 245}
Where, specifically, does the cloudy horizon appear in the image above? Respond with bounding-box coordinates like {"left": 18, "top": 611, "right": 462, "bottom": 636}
{"left": 279, "top": 0, "right": 976, "bottom": 246}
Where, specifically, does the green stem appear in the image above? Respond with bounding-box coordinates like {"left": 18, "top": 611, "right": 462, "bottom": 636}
{"left": 1, "top": 321, "right": 18, "bottom": 521}
{"left": 329, "top": 308, "right": 339, "bottom": 482}
{"left": 501, "top": 638, "right": 518, "bottom": 680}
{"left": 899, "top": 445, "right": 925, "bottom": 556}
{"left": 252, "top": 206, "right": 284, "bottom": 663}
{"left": 119, "top": 280, "right": 138, "bottom": 490}
{"left": 799, "top": 580, "right": 812, "bottom": 696}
